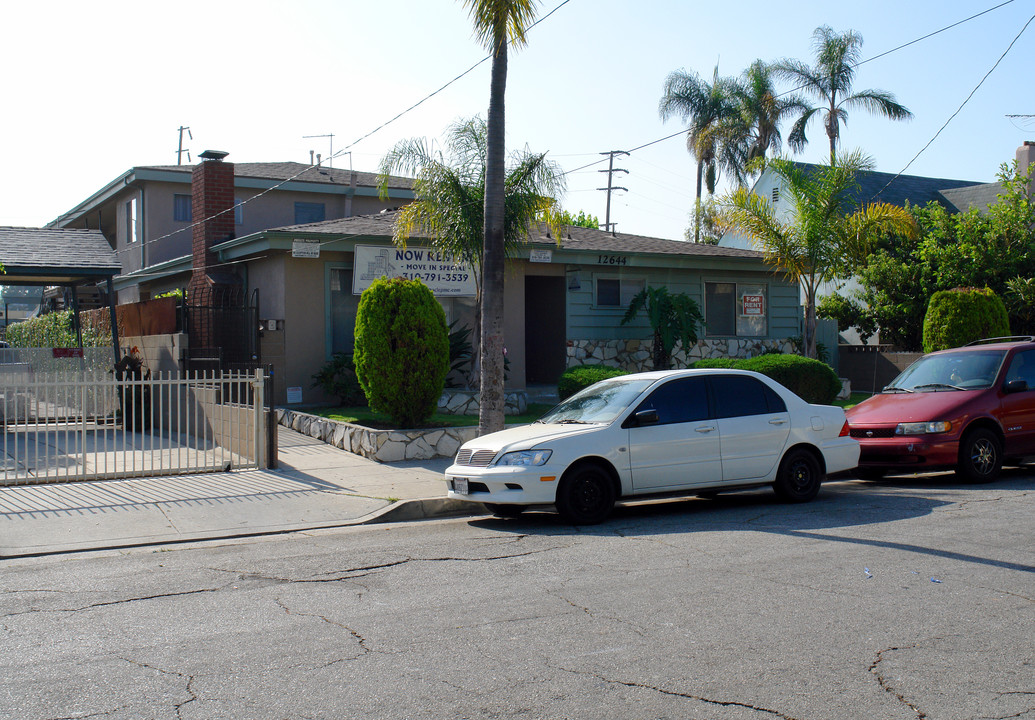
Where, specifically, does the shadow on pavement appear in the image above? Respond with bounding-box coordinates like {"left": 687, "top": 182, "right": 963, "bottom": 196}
{"left": 470, "top": 473, "right": 1035, "bottom": 575}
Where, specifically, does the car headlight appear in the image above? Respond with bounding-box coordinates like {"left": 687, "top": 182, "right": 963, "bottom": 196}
{"left": 494, "top": 449, "right": 552, "bottom": 467}
{"left": 895, "top": 421, "right": 952, "bottom": 435}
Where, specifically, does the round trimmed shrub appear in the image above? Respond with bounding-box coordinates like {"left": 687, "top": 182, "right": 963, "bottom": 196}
{"left": 557, "top": 365, "right": 629, "bottom": 400}
{"left": 353, "top": 277, "right": 449, "bottom": 427}
{"left": 922, "top": 287, "right": 1010, "bottom": 352}
{"left": 693, "top": 354, "right": 840, "bottom": 404}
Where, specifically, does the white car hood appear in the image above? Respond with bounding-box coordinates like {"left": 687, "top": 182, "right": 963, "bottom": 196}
{"left": 462, "top": 422, "right": 602, "bottom": 453}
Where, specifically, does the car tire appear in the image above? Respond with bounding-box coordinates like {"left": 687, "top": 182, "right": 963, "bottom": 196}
{"left": 773, "top": 448, "right": 823, "bottom": 503}
{"left": 555, "top": 465, "right": 615, "bottom": 525}
{"left": 956, "top": 428, "right": 1002, "bottom": 483}
{"left": 484, "top": 503, "right": 526, "bottom": 518}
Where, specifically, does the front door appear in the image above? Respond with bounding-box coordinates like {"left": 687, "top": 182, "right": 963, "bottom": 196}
{"left": 524, "top": 276, "right": 567, "bottom": 385}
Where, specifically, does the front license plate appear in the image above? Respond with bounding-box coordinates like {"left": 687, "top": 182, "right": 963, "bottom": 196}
{"left": 453, "top": 477, "right": 469, "bottom": 495}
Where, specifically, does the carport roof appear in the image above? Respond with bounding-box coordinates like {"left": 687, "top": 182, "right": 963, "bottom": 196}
{"left": 0, "top": 226, "right": 121, "bottom": 285}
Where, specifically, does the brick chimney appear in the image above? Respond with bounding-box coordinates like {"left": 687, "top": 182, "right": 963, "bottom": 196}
{"left": 188, "top": 150, "right": 240, "bottom": 297}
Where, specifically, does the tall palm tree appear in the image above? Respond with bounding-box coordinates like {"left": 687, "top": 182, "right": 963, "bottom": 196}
{"left": 728, "top": 60, "right": 808, "bottom": 176}
{"left": 377, "top": 116, "right": 564, "bottom": 388}
{"left": 659, "top": 66, "right": 740, "bottom": 241}
{"left": 461, "top": 0, "right": 540, "bottom": 435}
{"left": 775, "top": 26, "right": 913, "bottom": 164}
{"left": 717, "top": 151, "right": 918, "bottom": 359}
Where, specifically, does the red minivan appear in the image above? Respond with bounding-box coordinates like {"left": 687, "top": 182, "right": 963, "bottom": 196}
{"left": 846, "top": 338, "right": 1035, "bottom": 482}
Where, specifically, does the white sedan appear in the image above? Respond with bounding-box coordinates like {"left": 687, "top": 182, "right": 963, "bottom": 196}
{"left": 445, "top": 369, "right": 859, "bottom": 524}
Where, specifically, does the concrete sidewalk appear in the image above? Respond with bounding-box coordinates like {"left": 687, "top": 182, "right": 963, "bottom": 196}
{"left": 0, "top": 426, "right": 476, "bottom": 558}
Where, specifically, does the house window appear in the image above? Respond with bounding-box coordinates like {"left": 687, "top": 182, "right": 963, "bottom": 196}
{"left": 174, "top": 194, "right": 192, "bottom": 222}
{"left": 295, "top": 202, "right": 325, "bottom": 225}
{"left": 235, "top": 197, "right": 243, "bottom": 225}
{"left": 595, "top": 277, "right": 645, "bottom": 308}
{"left": 771, "top": 187, "right": 780, "bottom": 204}
{"left": 705, "top": 282, "right": 767, "bottom": 337}
{"left": 124, "top": 198, "right": 138, "bottom": 244}
{"left": 327, "top": 266, "right": 359, "bottom": 355}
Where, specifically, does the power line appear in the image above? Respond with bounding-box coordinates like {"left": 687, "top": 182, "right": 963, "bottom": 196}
{"left": 871, "top": 10, "right": 1035, "bottom": 200}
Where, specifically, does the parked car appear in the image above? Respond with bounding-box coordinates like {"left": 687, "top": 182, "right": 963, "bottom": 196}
{"left": 845, "top": 337, "right": 1035, "bottom": 482}
{"left": 445, "top": 369, "right": 859, "bottom": 524}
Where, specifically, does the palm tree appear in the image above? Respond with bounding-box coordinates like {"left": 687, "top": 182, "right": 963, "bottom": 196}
{"left": 621, "top": 286, "right": 705, "bottom": 370}
{"left": 461, "top": 0, "right": 540, "bottom": 435}
{"left": 728, "top": 60, "right": 807, "bottom": 176}
{"left": 376, "top": 116, "right": 565, "bottom": 387}
{"left": 659, "top": 66, "right": 741, "bottom": 241}
{"left": 717, "top": 151, "right": 918, "bottom": 359}
{"left": 775, "top": 26, "right": 912, "bottom": 164}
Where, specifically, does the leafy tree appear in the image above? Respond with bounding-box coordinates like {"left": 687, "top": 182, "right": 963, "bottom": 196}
{"left": 848, "top": 161, "right": 1035, "bottom": 350}
{"left": 377, "top": 115, "right": 565, "bottom": 388}
{"left": 774, "top": 26, "right": 912, "bottom": 164}
{"left": 717, "top": 151, "right": 917, "bottom": 358}
{"left": 461, "top": 0, "right": 541, "bottom": 436}
{"left": 659, "top": 65, "right": 741, "bottom": 241}
{"left": 556, "top": 209, "right": 599, "bottom": 229}
{"left": 353, "top": 277, "right": 449, "bottom": 427}
{"left": 620, "top": 286, "right": 705, "bottom": 370}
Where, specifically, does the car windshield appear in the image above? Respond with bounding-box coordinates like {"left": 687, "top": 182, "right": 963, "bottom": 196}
{"left": 886, "top": 350, "right": 1006, "bottom": 392}
{"left": 538, "top": 377, "right": 656, "bottom": 425}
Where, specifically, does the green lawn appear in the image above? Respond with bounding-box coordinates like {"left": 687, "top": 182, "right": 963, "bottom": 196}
{"left": 834, "top": 392, "right": 871, "bottom": 410}
{"left": 311, "top": 402, "right": 555, "bottom": 430}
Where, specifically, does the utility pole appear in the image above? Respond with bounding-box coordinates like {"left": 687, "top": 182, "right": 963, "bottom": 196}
{"left": 176, "top": 126, "right": 192, "bottom": 165}
{"left": 597, "top": 150, "right": 629, "bottom": 234}
{"left": 303, "top": 133, "right": 335, "bottom": 167}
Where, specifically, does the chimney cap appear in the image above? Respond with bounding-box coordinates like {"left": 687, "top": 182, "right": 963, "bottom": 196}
{"left": 199, "top": 150, "right": 229, "bottom": 161}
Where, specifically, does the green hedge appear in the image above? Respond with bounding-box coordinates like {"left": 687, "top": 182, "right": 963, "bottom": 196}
{"left": 694, "top": 354, "right": 841, "bottom": 404}
{"left": 5, "top": 311, "right": 110, "bottom": 348}
{"left": 353, "top": 277, "right": 449, "bottom": 427}
{"left": 557, "top": 365, "right": 630, "bottom": 400}
{"left": 922, "top": 287, "right": 1010, "bottom": 352}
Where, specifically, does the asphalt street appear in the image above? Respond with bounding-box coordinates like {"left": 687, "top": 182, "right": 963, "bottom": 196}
{"left": 2, "top": 471, "right": 1033, "bottom": 719}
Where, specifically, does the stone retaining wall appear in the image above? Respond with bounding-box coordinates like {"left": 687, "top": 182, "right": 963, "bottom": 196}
{"left": 277, "top": 408, "right": 478, "bottom": 462}
{"left": 567, "top": 337, "right": 795, "bottom": 372}
{"left": 437, "top": 389, "right": 528, "bottom": 416}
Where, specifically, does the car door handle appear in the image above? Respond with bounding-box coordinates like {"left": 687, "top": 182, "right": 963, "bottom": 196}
{"left": 769, "top": 418, "right": 787, "bottom": 425}
{"left": 695, "top": 425, "right": 716, "bottom": 433}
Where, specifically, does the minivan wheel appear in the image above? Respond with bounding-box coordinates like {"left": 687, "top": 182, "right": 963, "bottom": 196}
{"left": 556, "top": 465, "right": 615, "bottom": 525}
{"left": 773, "top": 449, "right": 822, "bottom": 503}
{"left": 956, "top": 428, "right": 1002, "bottom": 483}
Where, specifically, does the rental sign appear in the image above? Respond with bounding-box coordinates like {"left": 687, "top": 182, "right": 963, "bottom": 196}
{"left": 352, "top": 245, "right": 477, "bottom": 297}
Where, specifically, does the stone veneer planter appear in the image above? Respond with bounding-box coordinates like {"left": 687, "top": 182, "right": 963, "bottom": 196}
{"left": 277, "top": 408, "right": 480, "bottom": 462}
{"left": 567, "top": 337, "right": 795, "bottom": 372}
{"left": 437, "top": 388, "right": 528, "bottom": 416}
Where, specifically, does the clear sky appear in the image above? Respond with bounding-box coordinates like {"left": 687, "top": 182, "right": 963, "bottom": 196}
{"left": 2, "top": 0, "right": 1032, "bottom": 242}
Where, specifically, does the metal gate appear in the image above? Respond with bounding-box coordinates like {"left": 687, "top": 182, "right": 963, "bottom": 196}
{"left": 0, "top": 348, "right": 266, "bottom": 486}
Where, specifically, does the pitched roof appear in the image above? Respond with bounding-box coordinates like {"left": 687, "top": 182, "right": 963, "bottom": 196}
{"left": 139, "top": 162, "right": 414, "bottom": 190}
{"left": 272, "top": 211, "right": 766, "bottom": 259}
{"left": 787, "top": 162, "right": 983, "bottom": 209}
{"left": 937, "top": 182, "right": 1004, "bottom": 214}
{"left": 0, "top": 226, "right": 121, "bottom": 283}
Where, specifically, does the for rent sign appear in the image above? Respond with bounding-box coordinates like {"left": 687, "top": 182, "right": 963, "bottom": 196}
{"left": 352, "top": 245, "right": 477, "bottom": 296}
{"left": 741, "top": 294, "right": 765, "bottom": 316}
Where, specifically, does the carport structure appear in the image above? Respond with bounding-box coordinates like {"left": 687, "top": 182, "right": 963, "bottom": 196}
{"left": 0, "top": 226, "right": 122, "bottom": 358}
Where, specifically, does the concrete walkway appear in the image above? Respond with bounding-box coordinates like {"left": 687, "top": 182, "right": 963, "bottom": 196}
{"left": 0, "top": 426, "right": 474, "bottom": 558}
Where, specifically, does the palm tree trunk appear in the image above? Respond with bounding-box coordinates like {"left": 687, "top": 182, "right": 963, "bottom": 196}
{"left": 479, "top": 36, "right": 508, "bottom": 436}
{"left": 804, "top": 284, "right": 818, "bottom": 359}
{"left": 692, "top": 160, "right": 705, "bottom": 242}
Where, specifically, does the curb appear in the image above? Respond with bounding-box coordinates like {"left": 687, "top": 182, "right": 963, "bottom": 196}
{"left": 361, "top": 497, "right": 483, "bottom": 524}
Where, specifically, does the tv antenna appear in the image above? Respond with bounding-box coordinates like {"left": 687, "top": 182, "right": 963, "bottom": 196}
{"left": 304, "top": 133, "right": 335, "bottom": 167}
{"left": 176, "top": 126, "right": 192, "bottom": 165}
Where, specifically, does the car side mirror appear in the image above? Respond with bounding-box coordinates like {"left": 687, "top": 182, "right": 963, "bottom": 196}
{"left": 1005, "top": 379, "right": 1029, "bottom": 393}
{"left": 632, "top": 409, "right": 659, "bottom": 427}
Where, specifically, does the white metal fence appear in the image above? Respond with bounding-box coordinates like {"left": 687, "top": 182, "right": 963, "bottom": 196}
{"left": 0, "top": 356, "right": 266, "bottom": 486}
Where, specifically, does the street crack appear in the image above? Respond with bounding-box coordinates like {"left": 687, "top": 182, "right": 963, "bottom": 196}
{"left": 869, "top": 645, "right": 927, "bottom": 719}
